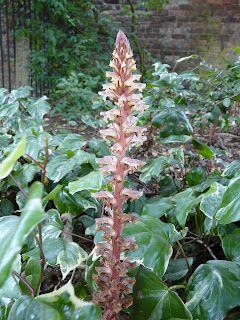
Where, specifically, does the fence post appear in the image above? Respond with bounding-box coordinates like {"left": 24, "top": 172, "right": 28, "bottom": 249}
{"left": 15, "top": 37, "right": 29, "bottom": 87}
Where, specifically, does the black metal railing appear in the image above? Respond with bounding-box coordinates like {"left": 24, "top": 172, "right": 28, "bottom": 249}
{"left": 0, "top": 0, "right": 50, "bottom": 96}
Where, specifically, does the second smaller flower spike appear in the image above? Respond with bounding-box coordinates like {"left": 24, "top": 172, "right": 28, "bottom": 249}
{"left": 93, "top": 30, "right": 148, "bottom": 320}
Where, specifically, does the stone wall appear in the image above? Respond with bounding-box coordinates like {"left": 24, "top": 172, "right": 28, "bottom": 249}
{"left": 101, "top": 0, "right": 240, "bottom": 70}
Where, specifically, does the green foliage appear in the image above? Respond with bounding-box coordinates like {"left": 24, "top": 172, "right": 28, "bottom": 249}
{"left": 12, "top": 0, "right": 115, "bottom": 119}
{"left": 2, "top": 44, "right": 240, "bottom": 319}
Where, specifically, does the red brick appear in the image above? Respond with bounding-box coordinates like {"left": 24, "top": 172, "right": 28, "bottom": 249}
{"left": 207, "top": 0, "right": 223, "bottom": 3}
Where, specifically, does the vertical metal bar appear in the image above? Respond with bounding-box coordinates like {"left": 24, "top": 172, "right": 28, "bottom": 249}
{"left": 5, "top": 0, "right": 12, "bottom": 91}
{"left": 34, "top": 4, "right": 37, "bottom": 96}
{"left": 12, "top": 0, "right": 16, "bottom": 87}
{"left": 0, "top": 4, "right": 5, "bottom": 88}
{"left": 23, "top": 0, "right": 26, "bottom": 28}
{"left": 28, "top": 0, "right": 33, "bottom": 90}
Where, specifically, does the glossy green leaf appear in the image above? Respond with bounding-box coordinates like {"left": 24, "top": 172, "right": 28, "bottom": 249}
{"left": 24, "top": 238, "right": 88, "bottom": 279}
{"left": 171, "top": 189, "right": 199, "bottom": 227}
{"left": 186, "top": 260, "right": 240, "bottom": 320}
{"left": 42, "top": 184, "right": 63, "bottom": 203}
{"left": 25, "top": 132, "right": 52, "bottom": 159}
{"left": 9, "top": 163, "right": 39, "bottom": 188}
{"left": 0, "top": 182, "right": 45, "bottom": 287}
{"left": 131, "top": 265, "right": 192, "bottom": 320}
{"left": 216, "top": 176, "right": 240, "bottom": 224}
{"left": 140, "top": 156, "right": 168, "bottom": 183}
{"left": 27, "top": 96, "right": 51, "bottom": 119}
{"left": 193, "top": 169, "right": 221, "bottom": 193}
{"left": 161, "top": 135, "right": 191, "bottom": 144}
{"left": 192, "top": 139, "right": 214, "bottom": 160}
{"left": 55, "top": 187, "right": 98, "bottom": 216}
{"left": 8, "top": 282, "right": 101, "bottom": 320}
{"left": 69, "top": 170, "right": 103, "bottom": 194}
{"left": 0, "top": 101, "right": 19, "bottom": 118}
{"left": 152, "top": 110, "right": 193, "bottom": 138}
{"left": 0, "top": 88, "right": 7, "bottom": 104}
{"left": 8, "top": 86, "right": 32, "bottom": 102}
{"left": 122, "top": 216, "right": 174, "bottom": 277}
{"left": 141, "top": 196, "right": 172, "bottom": 218}
{"left": 200, "top": 182, "right": 226, "bottom": 219}
{"left": 176, "top": 54, "right": 198, "bottom": 63}
{"left": 46, "top": 150, "right": 91, "bottom": 183}
{"left": 222, "top": 230, "right": 240, "bottom": 263}
{"left": 0, "top": 199, "right": 14, "bottom": 216}
{"left": 81, "top": 115, "right": 99, "bottom": 128}
{"left": 57, "top": 133, "right": 86, "bottom": 152}
{"left": 0, "top": 136, "right": 26, "bottom": 179}
{"left": 41, "top": 209, "right": 63, "bottom": 241}
{"left": 89, "top": 138, "right": 110, "bottom": 158}
{"left": 0, "top": 255, "right": 21, "bottom": 299}
{"left": 164, "top": 257, "right": 193, "bottom": 281}
{"left": 85, "top": 253, "right": 101, "bottom": 291}
{"left": 223, "top": 160, "right": 240, "bottom": 179}
{"left": 186, "top": 167, "right": 205, "bottom": 187}
{"left": 159, "top": 176, "right": 178, "bottom": 197}
{"left": 0, "top": 297, "right": 11, "bottom": 320}
{"left": 223, "top": 97, "right": 231, "bottom": 108}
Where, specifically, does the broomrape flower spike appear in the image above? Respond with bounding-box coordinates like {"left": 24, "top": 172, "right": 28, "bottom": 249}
{"left": 93, "top": 30, "right": 148, "bottom": 320}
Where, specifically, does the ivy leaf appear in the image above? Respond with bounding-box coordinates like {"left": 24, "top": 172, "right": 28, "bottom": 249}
{"left": 131, "top": 265, "right": 192, "bottom": 320}
{"left": 0, "top": 255, "right": 21, "bottom": 299}
{"left": 8, "top": 86, "right": 32, "bottom": 102}
{"left": 199, "top": 182, "right": 226, "bottom": 219}
{"left": 24, "top": 132, "right": 52, "bottom": 159}
{"left": 223, "top": 160, "right": 240, "bottom": 179}
{"left": 0, "top": 136, "right": 26, "bottom": 179}
{"left": 0, "top": 182, "right": 45, "bottom": 287}
{"left": 164, "top": 257, "right": 193, "bottom": 281}
{"left": 186, "top": 260, "right": 240, "bottom": 320}
{"left": 152, "top": 110, "right": 193, "bottom": 138}
{"left": 223, "top": 98, "right": 231, "bottom": 108}
{"left": 140, "top": 156, "right": 168, "bottom": 183}
{"left": 0, "top": 101, "right": 19, "bottom": 118}
{"left": 55, "top": 187, "right": 98, "bottom": 216}
{"left": 24, "top": 238, "right": 88, "bottom": 280}
{"left": 215, "top": 176, "right": 240, "bottom": 224}
{"left": 41, "top": 209, "right": 63, "bottom": 241}
{"left": 192, "top": 139, "right": 214, "bottom": 160}
{"left": 186, "top": 167, "right": 205, "bottom": 187}
{"left": 8, "top": 282, "right": 101, "bottom": 320}
{"left": 89, "top": 138, "right": 110, "bottom": 158}
{"left": 222, "top": 229, "right": 240, "bottom": 263}
{"left": 171, "top": 189, "right": 199, "bottom": 227}
{"left": 161, "top": 134, "right": 191, "bottom": 144}
{"left": 57, "top": 133, "right": 86, "bottom": 152}
{"left": 122, "top": 216, "right": 174, "bottom": 277}
{"left": 69, "top": 170, "right": 103, "bottom": 194}
{"left": 27, "top": 96, "right": 51, "bottom": 119}
{"left": 46, "top": 150, "right": 90, "bottom": 183}
{"left": 141, "top": 196, "right": 172, "bottom": 218}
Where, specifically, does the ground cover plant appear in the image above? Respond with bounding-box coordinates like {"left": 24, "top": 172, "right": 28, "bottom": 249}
{"left": 1, "top": 30, "right": 240, "bottom": 320}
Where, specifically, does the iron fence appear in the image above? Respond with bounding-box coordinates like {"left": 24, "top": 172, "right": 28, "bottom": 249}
{"left": 0, "top": 0, "right": 50, "bottom": 96}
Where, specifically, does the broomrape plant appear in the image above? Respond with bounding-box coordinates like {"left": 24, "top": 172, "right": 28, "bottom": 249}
{"left": 92, "top": 30, "right": 148, "bottom": 319}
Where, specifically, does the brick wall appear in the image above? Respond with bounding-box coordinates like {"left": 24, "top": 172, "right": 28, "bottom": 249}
{"left": 101, "top": 0, "right": 240, "bottom": 70}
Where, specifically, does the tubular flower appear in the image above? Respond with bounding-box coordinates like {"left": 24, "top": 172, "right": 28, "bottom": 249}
{"left": 93, "top": 30, "right": 148, "bottom": 320}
